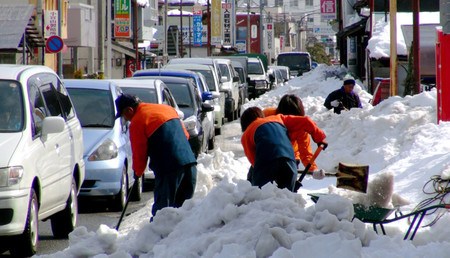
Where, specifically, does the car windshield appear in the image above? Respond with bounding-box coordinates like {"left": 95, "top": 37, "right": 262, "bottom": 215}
{"left": 121, "top": 87, "right": 157, "bottom": 103}
{"left": 277, "top": 54, "right": 311, "bottom": 71}
{"left": 0, "top": 81, "right": 24, "bottom": 132}
{"left": 248, "top": 62, "right": 264, "bottom": 75}
{"left": 193, "top": 69, "right": 215, "bottom": 91}
{"left": 66, "top": 88, "right": 114, "bottom": 128}
{"left": 165, "top": 83, "right": 195, "bottom": 118}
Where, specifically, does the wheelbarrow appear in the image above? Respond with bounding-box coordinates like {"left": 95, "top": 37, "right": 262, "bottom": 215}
{"left": 308, "top": 193, "right": 450, "bottom": 240}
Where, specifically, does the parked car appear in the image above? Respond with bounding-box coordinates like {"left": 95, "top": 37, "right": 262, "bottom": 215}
{"left": 0, "top": 65, "right": 85, "bottom": 256}
{"left": 247, "top": 57, "right": 270, "bottom": 98}
{"left": 231, "top": 61, "right": 249, "bottom": 106}
{"left": 268, "top": 65, "right": 291, "bottom": 82}
{"left": 107, "top": 78, "right": 184, "bottom": 181}
{"left": 132, "top": 76, "right": 215, "bottom": 157}
{"left": 131, "top": 69, "right": 216, "bottom": 154}
{"left": 276, "top": 52, "right": 312, "bottom": 77}
{"left": 64, "top": 79, "right": 142, "bottom": 212}
{"left": 164, "top": 63, "right": 225, "bottom": 135}
{"left": 267, "top": 67, "right": 285, "bottom": 89}
{"left": 214, "top": 58, "right": 241, "bottom": 121}
{"left": 132, "top": 69, "right": 215, "bottom": 103}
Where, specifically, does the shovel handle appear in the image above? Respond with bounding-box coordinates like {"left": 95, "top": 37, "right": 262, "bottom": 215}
{"left": 297, "top": 145, "right": 324, "bottom": 186}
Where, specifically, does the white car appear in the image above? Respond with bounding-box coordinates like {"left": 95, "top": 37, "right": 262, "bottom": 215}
{"left": 214, "top": 58, "right": 241, "bottom": 121}
{"left": 0, "top": 65, "right": 85, "bottom": 256}
{"left": 164, "top": 63, "right": 225, "bottom": 135}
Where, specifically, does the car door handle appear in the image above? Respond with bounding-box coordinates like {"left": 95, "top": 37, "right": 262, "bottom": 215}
{"left": 55, "top": 144, "right": 60, "bottom": 155}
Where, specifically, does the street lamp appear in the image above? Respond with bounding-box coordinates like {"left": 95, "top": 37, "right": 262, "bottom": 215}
{"left": 296, "top": 11, "right": 320, "bottom": 52}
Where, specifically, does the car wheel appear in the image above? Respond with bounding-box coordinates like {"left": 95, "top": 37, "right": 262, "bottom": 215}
{"left": 112, "top": 166, "right": 128, "bottom": 211}
{"left": 130, "top": 175, "right": 143, "bottom": 202}
{"left": 208, "top": 135, "right": 215, "bottom": 151}
{"left": 51, "top": 177, "right": 78, "bottom": 239}
{"left": 215, "top": 127, "right": 221, "bottom": 135}
{"left": 10, "top": 189, "right": 39, "bottom": 257}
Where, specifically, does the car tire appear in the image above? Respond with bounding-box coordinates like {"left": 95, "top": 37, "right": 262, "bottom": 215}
{"left": 10, "top": 189, "right": 39, "bottom": 257}
{"left": 130, "top": 175, "right": 143, "bottom": 202}
{"left": 215, "top": 127, "right": 221, "bottom": 135}
{"left": 208, "top": 135, "right": 215, "bottom": 151}
{"left": 112, "top": 166, "right": 128, "bottom": 211}
{"left": 51, "top": 177, "right": 78, "bottom": 239}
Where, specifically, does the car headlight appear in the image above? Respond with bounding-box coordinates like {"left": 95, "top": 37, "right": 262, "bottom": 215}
{"left": 0, "top": 166, "right": 23, "bottom": 187}
{"left": 183, "top": 115, "right": 199, "bottom": 136}
{"left": 88, "top": 139, "right": 118, "bottom": 161}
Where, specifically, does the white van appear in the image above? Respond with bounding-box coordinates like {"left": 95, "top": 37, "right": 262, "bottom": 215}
{"left": 214, "top": 58, "right": 241, "bottom": 121}
{"left": 0, "top": 65, "right": 85, "bottom": 256}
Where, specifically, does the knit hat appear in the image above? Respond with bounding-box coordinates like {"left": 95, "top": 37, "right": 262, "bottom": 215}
{"left": 343, "top": 79, "right": 356, "bottom": 86}
{"left": 115, "top": 94, "right": 140, "bottom": 118}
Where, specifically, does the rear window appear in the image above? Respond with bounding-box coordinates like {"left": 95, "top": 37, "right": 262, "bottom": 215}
{"left": 248, "top": 62, "right": 264, "bottom": 75}
{"left": 277, "top": 54, "right": 311, "bottom": 71}
{"left": 122, "top": 87, "right": 157, "bottom": 103}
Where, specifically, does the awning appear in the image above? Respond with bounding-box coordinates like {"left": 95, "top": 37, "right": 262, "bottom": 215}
{"left": 336, "top": 18, "right": 369, "bottom": 39}
{"left": 0, "top": 4, "right": 44, "bottom": 50}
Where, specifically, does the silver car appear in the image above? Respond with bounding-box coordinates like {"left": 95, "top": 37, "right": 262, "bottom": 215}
{"left": 108, "top": 78, "right": 184, "bottom": 180}
{"left": 64, "top": 79, "right": 142, "bottom": 211}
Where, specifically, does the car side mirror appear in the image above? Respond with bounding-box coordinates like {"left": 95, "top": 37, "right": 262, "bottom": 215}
{"left": 201, "top": 102, "right": 214, "bottom": 112}
{"left": 202, "top": 91, "right": 214, "bottom": 101}
{"left": 233, "top": 76, "right": 240, "bottom": 83}
{"left": 211, "top": 91, "right": 220, "bottom": 99}
{"left": 42, "top": 116, "right": 65, "bottom": 135}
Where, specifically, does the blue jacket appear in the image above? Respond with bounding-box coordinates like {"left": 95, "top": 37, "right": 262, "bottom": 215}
{"left": 324, "top": 86, "right": 362, "bottom": 114}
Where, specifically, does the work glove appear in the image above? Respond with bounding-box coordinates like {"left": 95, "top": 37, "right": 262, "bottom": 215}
{"left": 330, "top": 100, "right": 340, "bottom": 107}
{"left": 312, "top": 169, "right": 326, "bottom": 180}
{"left": 317, "top": 142, "right": 328, "bottom": 150}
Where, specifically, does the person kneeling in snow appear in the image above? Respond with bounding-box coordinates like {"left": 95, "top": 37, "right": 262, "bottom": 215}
{"left": 324, "top": 78, "right": 362, "bottom": 114}
{"left": 240, "top": 107, "right": 328, "bottom": 192}
{"left": 263, "top": 94, "right": 326, "bottom": 179}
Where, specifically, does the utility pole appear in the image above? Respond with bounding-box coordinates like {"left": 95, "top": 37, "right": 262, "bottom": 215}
{"left": 57, "top": 0, "right": 63, "bottom": 77}
{"left": 389, "top": 0, "right": 398, "bottom": 96}
{"left": 180, "top": 0, "right": 183, "bottom": 57}
{"left": 133, "top": 0, "right": 139, "bottom": 71}
{"left": 247, "top": 0, "right": 250, "bottom": 53}
{"left": 106, "top": 0, "right": 112, "bottom": 78}
{"left": 163, "top": 0, "right": 168, "bottom": 63}
{"left": 207, "top": 0, "right": 211, "bottom": 56}
{"left": 259, "top": 0, "right": 263, "bottom": 54}
{"left": 413, "top": 0, "right": 420, "bottom": 93}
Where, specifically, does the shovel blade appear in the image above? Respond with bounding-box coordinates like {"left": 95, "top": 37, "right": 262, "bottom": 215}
{"left": 336, "top": 162, "right": 369, "bottom": 193}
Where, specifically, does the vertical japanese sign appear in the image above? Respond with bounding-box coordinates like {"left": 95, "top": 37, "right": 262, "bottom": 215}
{"left": 193, "top": 7, "right": 203, "bottom": 46}
{"left": 44, "top": 10, "right": 58, "bottom": 38}
{"left": 115, "top": 0, "right": 131, "bottom": 38}
{"left": 211, "top": 0, "right": 222, "bottom": 45}
{"left": 266, "top": 23, "right": 273, "bottom": 50}
{"left": 222, "top": 3, "right": 231, "bottom": 45}
{"left": 320, "top": 0, "right": 336, "bottom": 20}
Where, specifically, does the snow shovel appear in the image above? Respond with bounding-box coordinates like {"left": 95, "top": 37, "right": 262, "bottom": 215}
{"left": 303, "top": 162, "right": 369, "bottom": 193}
{"left": 115, "top": 179, "right": 138, "bottom": 230}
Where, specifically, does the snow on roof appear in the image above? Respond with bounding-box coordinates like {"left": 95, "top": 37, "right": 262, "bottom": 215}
{"left": 367, "top": 12, "right": 440, "bottom": 59}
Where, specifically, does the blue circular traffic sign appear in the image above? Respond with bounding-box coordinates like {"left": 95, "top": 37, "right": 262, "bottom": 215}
{"left": 46, "top": 35, "right": 64, "bottom": 53}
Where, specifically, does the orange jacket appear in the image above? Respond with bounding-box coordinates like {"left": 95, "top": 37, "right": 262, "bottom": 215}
{"left": 241, "top": 114, "right": 326, "bottom": 167}
{"left": 129, "top": 103, "right": 189, "bottom": 176}
{"left": 263, "top": 107, "right": 318, "bottom": 171}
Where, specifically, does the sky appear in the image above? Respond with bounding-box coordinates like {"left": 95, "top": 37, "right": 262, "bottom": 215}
{"left": 35, "top": 60, "right": 450, "bottom": 258}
